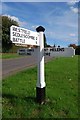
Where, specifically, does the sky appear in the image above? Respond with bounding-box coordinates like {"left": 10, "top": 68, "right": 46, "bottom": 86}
{"left": 1, "top": 1, "right": 80, "bottom": 47}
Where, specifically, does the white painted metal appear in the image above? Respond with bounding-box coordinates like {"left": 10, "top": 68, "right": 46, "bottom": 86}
{"left": 37, "top": 32, "right": 46, "bottom": 88}
{"left": 44, "top": 47, "right": 75, "bottom": 57}
{"left": 10, "top": 25, "right": 39, "bottom": 46}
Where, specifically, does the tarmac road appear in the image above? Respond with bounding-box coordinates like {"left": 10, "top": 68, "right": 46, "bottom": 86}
{"left": 2, "top": 55, "right": 53, "bottom": 78}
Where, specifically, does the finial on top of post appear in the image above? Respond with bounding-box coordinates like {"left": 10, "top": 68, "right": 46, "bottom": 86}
{"left": 36, "top": 26, "right": 45, "bottom": 32}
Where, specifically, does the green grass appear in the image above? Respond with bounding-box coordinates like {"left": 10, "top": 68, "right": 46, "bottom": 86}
{"left": 2, "top": 56, "right": 79, "bottom": 118}
{"left": 0, "top": 53, "right": 27, "bottom": 59}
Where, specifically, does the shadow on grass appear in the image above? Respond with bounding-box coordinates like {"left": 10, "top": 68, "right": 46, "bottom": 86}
{"left": 2, "top": 93, "right": 36, "bottom": 104}
{"left": 2, "top": 93, "right": 18, "bottom": 99}
{"left": 2, "top": 93, "right": 55, "bottom": 105}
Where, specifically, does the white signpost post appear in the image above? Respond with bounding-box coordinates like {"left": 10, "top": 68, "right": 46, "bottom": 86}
{"left": 10, "top": 25, "right": 46, "bottom": 104}
{"left": 36, "top": 26, "right": 46, "bottom": 104}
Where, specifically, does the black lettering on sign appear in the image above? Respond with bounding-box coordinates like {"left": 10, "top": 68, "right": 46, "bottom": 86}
{"left": 29, "top": 36, "right": 35, "bottom": 40}
{"left": 36, "top": 41, "right": 37, "bottom": 44}
{"left": 17, "top": 33, "right": 20, "bottom": 37}
{"left": 58, "top": 48, "right": 62, "bottom": 51}
{"left": 20, "top": 39, "right": 25, "bottom": 43}
{"left": 21, "top": 29, "right": 26, "bottom": 34}
{"left": 57, "top": 48, "right": 60, "bottom": 51}
{"left": 13, "top": 27, "right": 17, "bottom": 31}
{"left": 50, "top": 49, "right": 54, "bottom": 51}
{"left": 20, "top": 29, "right": 30, "bottom": 35}
{"left": 58, "top": 48, "right": 61, "bottom": 51}
{"left": 13, "top": 37, "right": 19, "bottom": 42}
{"left": 23, "top": 34, "right": 29, "bottom": 39}
{"left": 28, "top": 31, "right": 30, "bottom": 35}
{"left": 62, "top": 48, "right": 64, "bottom": 51}
{"left": 13, "top": 32, "right": 20, "bottom": 37}
{"left": 36, "top": 37, "right": 37, "bottom": 40}
{"left": 13, "top": 32, "right": 16, "bottom": 36}
{"left": 45, "top": 53, "right": 50, "bottom": 56}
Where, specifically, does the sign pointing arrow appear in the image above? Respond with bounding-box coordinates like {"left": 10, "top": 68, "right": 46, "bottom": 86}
{"left": 10, "top": 25, "right": 39, "bottom": 46}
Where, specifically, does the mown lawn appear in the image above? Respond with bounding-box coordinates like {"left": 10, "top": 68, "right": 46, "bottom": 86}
{"left": 2, "top": 56, "right": 79, "bottom": 118}
{"left": 0, "top": 53, "right": 27, "bottom": 59}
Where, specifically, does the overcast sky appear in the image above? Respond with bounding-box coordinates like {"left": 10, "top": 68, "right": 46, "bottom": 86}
{"left": 1, "top": 1, "right": 79, "bottom": 47}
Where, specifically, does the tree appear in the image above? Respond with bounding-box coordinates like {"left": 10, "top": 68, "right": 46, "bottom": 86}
{"left": 44, "top": 34, "right": 47, "bottom": 47}
{"left": 46, "top": 44, "right": 51, "bottom": 47}
{"left": 2, "top": 16, "right": 19, "bottom": 52}
{"left": 53, "top": 44, "right": 56, "bottom": 48}
{"left": 68, "top": 44, "right": 77, "bottom": 49}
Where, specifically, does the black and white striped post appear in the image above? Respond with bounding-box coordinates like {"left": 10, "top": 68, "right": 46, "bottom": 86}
{"left": 36, "top": 26, "right": 46, "bottom": 104}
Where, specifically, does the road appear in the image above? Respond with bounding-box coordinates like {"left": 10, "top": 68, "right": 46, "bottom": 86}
{"left": 2, "top": 55, "right": 53, "bottom": 78}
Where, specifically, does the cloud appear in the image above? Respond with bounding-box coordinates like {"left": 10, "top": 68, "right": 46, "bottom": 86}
{"left": 67, "top": 0, "right": 78, "bottom": 6}
{"left": 70, "top": 6, "right": 78, "bottom": 13}
{"left": 19, "top": 21, "right": 27, "bottom": 26}
{"left": 31, "top": 25, "right": 39, "bottom": 29}
{"left": 69, "top": 33, "right": 76, "bottom": 36}
{"left": 2, "top": 14, "right": 27, "bottom": 26}
{"left": 5, "top": 14, "right": 19, "bottom": 22}
{"left": 67, "top": 0, "right": 78, "bottom": 14}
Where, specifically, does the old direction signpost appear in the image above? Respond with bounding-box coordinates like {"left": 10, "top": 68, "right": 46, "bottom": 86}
{"left": 10, "top": 25, "right": 46, "bottom": 104}
{"left": 10, "top": 25, "right": 75, "bottom": 104}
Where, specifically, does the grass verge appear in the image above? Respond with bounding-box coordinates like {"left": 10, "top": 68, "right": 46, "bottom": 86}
{"left": 2, "top": 56, "right": 78, "bottom": 118}
{"left": 0, "top": 53, "right": 27, "bottom": 59}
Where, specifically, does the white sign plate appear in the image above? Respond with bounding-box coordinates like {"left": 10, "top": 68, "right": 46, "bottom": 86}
{"left": 10, "top": 25, "right": 39, "bottom": 46}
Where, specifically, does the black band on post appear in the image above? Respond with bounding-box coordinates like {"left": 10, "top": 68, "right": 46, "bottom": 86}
{"left": 36, "top": 87, "right": 46, "bottom": 104}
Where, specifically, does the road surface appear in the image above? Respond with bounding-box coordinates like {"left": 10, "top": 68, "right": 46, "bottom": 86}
{"left": 2, "top": 55, "right": 53, "bottom": 78}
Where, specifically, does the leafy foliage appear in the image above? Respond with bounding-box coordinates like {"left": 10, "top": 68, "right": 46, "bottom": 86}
{"left": 68, "top": 44, "right": 77, "bottom": 49}
{"left": 44, "top": 34, "right": 47, "bottom": 47}
{"left": 2, "top": 16, "right": 19, "bottom": 52}
{"left": 44, "top": 34, "right": 50, "bottom": 47}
